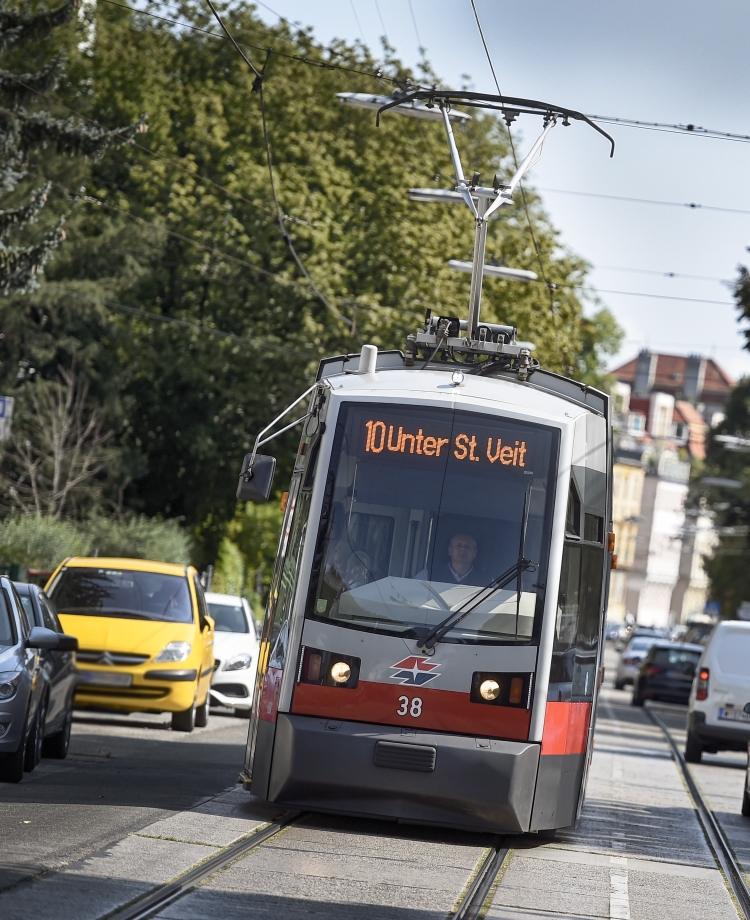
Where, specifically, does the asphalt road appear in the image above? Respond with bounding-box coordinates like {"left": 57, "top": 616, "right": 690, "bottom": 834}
{"left": 3, "top": 650, "right": 750, "bottom": 920}
{"left": 0, "top": 708, "right": 249, "bottom": 892}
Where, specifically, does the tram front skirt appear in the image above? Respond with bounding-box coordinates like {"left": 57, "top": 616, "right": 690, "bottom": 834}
{"left": 251, "top": 714, "right": 541, "bottom": 834}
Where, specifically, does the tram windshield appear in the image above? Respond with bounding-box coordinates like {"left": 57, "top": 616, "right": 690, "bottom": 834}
{"left": 307, "top": 402, "right": 558, "bottom": 644}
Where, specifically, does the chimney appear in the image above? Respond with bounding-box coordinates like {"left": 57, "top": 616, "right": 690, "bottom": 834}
{"left": 683, "top": 354, "right": 706, "bottom": 401}
{"left": 634, "top": 350, "right": 657, "bottom": 395}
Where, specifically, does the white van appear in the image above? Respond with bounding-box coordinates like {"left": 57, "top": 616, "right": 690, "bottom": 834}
{"left": 686, "top": 620, "right": 750, "bottom": 762}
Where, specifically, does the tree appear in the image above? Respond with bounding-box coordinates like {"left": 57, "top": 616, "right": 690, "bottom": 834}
{"left": 698, "top": 376, "right": 750, "bottom": 617}
{"left": 0, "top": 1, "right": 144, "bottom": 294}
{"left": 2, "top": 365, "right": 115, "bottom": 517}
{"left": 3, "top": 1, "right": 623, "bottom": 566}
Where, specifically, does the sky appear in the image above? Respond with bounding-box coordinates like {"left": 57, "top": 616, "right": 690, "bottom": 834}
{"left": 250, "top": 0, "right": 750, "bottom": 381}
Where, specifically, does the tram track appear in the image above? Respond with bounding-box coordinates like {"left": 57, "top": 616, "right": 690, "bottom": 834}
{"left": 647, "top": 708, "right": 750, "bottom": 919}
{"left": 453, "top": 841, "right": 509, "bottom": 920}
{"left": 104, "top": 812, "right": 301, "bottom": 920}
{"left": 99, "top": 809, "right": 508, "bottom": 920}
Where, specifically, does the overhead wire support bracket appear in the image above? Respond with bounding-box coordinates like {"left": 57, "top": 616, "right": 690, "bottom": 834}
{"left": 376, "top": 89, "right": 615, "bottom": 156}
{"left": 376, "top": 88, "right": 614, "bottom": 345}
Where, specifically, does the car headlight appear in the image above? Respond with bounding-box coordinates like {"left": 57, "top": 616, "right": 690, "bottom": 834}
{"left": 154, "top": 642, "right": 192, "bottom": 663}
{"left": 224, "top": 653, "right": 252, "bottom": 672}
{"left": 0, "top": 672, "right": 22, "bottom": 700}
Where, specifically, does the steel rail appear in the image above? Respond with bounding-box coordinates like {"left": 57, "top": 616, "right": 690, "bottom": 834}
{"left": 648, "top": 709, "right": 750, "bottom": 919}
{"left": 105, "top": 812, "right": 301, "bottom": 920}
{"left": 453, "top": 841, "right": 509, "bottom": 920}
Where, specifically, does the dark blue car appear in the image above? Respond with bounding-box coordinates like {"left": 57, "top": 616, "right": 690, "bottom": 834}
{"left": 632, "top": 641, "right": 703, "bottom": 707}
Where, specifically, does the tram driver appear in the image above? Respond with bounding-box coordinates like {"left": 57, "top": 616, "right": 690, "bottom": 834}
{"left": 415, "top": 532, "right": 480, "bottom": 585}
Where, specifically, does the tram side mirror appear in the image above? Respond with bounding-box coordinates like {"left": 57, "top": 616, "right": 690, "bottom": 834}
{"left": 237, "top": 453, "right": 276, "bottom": 503}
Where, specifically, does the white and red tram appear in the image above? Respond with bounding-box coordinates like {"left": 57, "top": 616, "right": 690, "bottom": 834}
{"left": 237, "top": 90, "right": 614, "bottom": 834}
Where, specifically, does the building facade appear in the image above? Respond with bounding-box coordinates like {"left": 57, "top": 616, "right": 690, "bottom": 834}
{"left": 608, "top": 351, "right": 732, "bottom": 627}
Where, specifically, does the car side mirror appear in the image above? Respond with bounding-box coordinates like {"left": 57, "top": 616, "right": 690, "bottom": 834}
{"left": 27, "top": 626, "right": 78, "bottom": 652}
{"left": 237, "top": 453, "right": 276, "bottom": 503}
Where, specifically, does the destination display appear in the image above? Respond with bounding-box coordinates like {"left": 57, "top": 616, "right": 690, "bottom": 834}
{"left": 364, "top": 418, "right": 529, "bottom": 467}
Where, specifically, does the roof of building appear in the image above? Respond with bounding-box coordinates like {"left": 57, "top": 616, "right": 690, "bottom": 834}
{"left": 612, "top": 352, "right": 734, "bottom": 401}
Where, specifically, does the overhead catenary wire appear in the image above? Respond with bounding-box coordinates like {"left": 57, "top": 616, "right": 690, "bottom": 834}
{"left": 540, "top": 186, "right": 750, "bottom": 217}
{"left": 114, "top": 1, "right": 750, "bottom": 149}
{"left": 204, "top": 0, "right": 357, "bottom": 335}
{"left": 22, "top": 3, "right": 745, "bottom": 325}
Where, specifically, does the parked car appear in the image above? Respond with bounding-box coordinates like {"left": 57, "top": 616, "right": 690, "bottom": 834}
{"left": 0, "top": 575, "right": 77, "bottom": 782}
{"left": 46, "top": 558, "right": 215, "bottom": 733}
{"left": 686, "top": 620, "right": 750, "bottom": 763}
{"left": 742, "top": 742, "right": 750, "bottom": 816}
{"left": 14, "top": 582, "right": 78, "bottom": 758}
{"left": 631, "top": 641, "right": 703, "bottom": 706}
{"left": 205, "top": 592, "right": 260, "bottom": 716}
{"left": 614, "top": 635, "right": 660, "bottom": 689}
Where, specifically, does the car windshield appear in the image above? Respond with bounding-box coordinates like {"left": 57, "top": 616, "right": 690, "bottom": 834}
{"left": 208, "top": 602, "right": 248, "bottom": 633}
{"left": 0, "top": 590, "right": 15, "bottom": 645}
{"left": 49, "top": 568, "right": 193, "bottom": 623}
{"left": 306, "top": 402, "right": 558, "bottom": 644}
{"left": 652, "top": 648, "right": 701, "bottom": 673}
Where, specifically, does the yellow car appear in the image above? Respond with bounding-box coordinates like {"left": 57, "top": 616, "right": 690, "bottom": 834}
{"left": 45, "top": 558, "right": 214, "bottom": 732}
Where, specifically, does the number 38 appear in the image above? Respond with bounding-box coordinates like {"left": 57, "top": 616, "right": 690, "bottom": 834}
{"left": 397, "top": 696, "right": 422, "bottom": 717}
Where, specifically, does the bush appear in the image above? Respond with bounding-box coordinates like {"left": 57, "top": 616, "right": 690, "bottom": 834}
{"left": 0, "top": 514, "right": 192, "bottom": 571}
{"left": 84, "top": 516, "right": 192, "bottom": 565}
{"left": 0, "top": 516, "right": 90, "bottom": 570}
{"left": 211, "top": 537, "right": 245, "bottom": 596}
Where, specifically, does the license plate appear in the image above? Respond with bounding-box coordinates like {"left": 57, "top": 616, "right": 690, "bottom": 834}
{"left": 78, "top": 671, "right": 133, "bottom": 688}
{"left": 718, "top": 707, "right": 750, "bottom": 723}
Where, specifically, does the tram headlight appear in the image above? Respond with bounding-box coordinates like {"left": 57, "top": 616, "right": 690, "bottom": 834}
{"left": 471, "top": 671, "right": 532, "bottom": 707}
{"left": 300, "top": 647, "right": 361, "bottom": 688}
{"left": 479, "top": 679, "right": 501, "bottom": 701}
{"left": 330, "top": 661, "right": 351, "bottom": 684}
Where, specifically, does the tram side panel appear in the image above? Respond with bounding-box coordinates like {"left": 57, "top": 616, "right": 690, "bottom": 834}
{"left": 530, "top": 411, "right": 610, "bottom": 830}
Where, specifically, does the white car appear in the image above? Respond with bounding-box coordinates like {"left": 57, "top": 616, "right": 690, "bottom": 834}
{"left": 205, "top": 593, "right": 259, "bottom": 716}
{"left": 686, "top": 619, "right": 750, "bottom": 763}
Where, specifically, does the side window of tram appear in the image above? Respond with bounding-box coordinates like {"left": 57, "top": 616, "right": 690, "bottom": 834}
{"left": 549, "top": 543, "right": 603, "bottom": 701}
{"left": 264, "top": 489, "right": 312, "bottom": 672}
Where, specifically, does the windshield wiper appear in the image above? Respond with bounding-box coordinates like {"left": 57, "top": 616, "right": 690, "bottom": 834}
{"left": 416, "top": 557, "right": 536, "bottom": 652}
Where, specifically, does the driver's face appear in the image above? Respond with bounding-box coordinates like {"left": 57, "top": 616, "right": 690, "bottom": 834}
{"left": 448, "top": 534, "right": 477, "bottom": 574}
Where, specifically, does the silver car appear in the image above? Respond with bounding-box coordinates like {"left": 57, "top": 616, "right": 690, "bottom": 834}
{"left": 0, "top": 576, "right": 78, "bottom": 782}
{"left": 614, "top": 635, "right": 659, "bottom": 689}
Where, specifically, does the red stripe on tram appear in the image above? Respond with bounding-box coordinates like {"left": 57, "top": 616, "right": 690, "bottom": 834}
{"left": 291, "top": 680, "right": 532, "bottom": 740}
{"left": 541, "top": 701, "right": 592, "bottom": 755}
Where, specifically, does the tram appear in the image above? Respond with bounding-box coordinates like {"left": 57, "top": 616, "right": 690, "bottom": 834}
{"left": 237, "top": 90, "right": 615, "bottom": 834}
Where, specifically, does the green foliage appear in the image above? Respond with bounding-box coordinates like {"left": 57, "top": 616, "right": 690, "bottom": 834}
{"left": 696, "top": 376, "right": 750, "bottom": 616}
{"left": 0, "top": 512, "right": 86, "bottom": 568}
{"left": 0, "top": 0, "right": 143, "bottom": 295}
{"left": 211, "top": 535, "right": 245, "bottom": 596}
{"left": 0, "top": 511, "right": 191, "bottom": 569}
{"left": 576, "top": 308, "right": 625, "bottom": 388}
{"left": 1, "top": 0, "right": 622, "bottom": 567}
{"left": 83, "top": 514, "right": 191, "bottom": 563}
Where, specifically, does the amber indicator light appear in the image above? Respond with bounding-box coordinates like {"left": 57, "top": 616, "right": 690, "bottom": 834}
{"left": 509, "top": 677, "right": 524, "bottom": 705}
{"left": 307, "top": 652, "right": 322, "bottom": 682}
{"left": 608, "top": 531, "right": 616, "bottom": 553}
